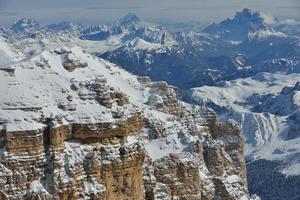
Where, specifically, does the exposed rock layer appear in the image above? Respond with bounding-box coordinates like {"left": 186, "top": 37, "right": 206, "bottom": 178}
{"left": 0, "top": 107, "right": 251, "bottom": 200}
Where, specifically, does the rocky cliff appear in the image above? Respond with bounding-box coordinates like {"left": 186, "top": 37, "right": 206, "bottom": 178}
{"left": 0, "top": 44, "right": 258, "bottom": 200}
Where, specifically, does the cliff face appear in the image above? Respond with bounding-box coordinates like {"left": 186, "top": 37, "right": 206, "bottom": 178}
{"left": 0, "top": 46, "right": 256, "bottom": 200}
{"left": 0, "top": 109, "right": 249, "bottom": 200}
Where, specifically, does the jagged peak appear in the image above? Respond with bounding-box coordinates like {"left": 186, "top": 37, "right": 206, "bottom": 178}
{"left": 14, "top": 17, "right": 38, "bottom": 24}
{"left": 235, "top": 8, "right": 276, "bottom": 25}
{"left": 235, "top": 8, "right": 260, "bottom": 19}
{"left": 47, "top": 21, "right": 80, "bottom": 31}
{"left": 13, "top": 18, "right": 39, "bottom": 27}
{"left": 107, "top": 13, "right": 141, "bottom": 35}
{"left": 232, "top": 8, "right": 267, "bottom": 25}
{"left": 118, "top": 13, "right": 140, "bottom": 25}
{"left": 48, "top": 21, "right": 75, "bottom": 27}
{"left": 203, "top": 8, "right": 276, "bottom": 40}
{"left": 12, "top": 17, "right": 40, "bottom": 33}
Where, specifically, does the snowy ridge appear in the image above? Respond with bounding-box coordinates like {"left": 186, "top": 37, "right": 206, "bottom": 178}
{"left": 127, "top": 37, "right": 163, "bottom": 51}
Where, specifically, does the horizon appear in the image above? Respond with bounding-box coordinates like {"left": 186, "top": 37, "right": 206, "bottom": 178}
{"left": 0, "top": 0, "right": 299, "bottom": 26}
{"left": 0, "top": 8, "right": 299, "bottom": 29}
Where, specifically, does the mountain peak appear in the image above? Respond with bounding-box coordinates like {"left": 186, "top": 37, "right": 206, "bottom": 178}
{"left": 233, "top": 8, "right": 264, "bottom": 24}
{"left": 238, "top": 8, "right": 256, "bottom": 16}
{"left": 119, "top": 13, "right": 140, "bottom": 25}
{"left": 47, "top": 21, "right": 81, "bottom": 32}
{"left": 12, "top": 18, "right": 40, "bottom": 33}
{"left": 204, "top": 8, "right": 274, "bottom": 41}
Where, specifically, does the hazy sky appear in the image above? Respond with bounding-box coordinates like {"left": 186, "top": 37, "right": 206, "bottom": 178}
{"left": 0, "top": 0, "right": 299, "bottom": 25}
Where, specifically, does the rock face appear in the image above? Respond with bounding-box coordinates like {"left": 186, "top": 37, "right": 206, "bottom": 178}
{"left": 0, "top": 110, "right": 250, "bottom": 200}
{"left": 0, "top": 46, "right": 256, "bottom": 200}
{"left": 146, "top": 81, "right": 179, "bottom": 115}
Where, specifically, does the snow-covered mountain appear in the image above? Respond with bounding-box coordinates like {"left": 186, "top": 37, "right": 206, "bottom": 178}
{"left": 97, "top": 9, "right": 299, "bottom": 88}
{"left": 80, "top": 13, "right": 175, "bottom": 46}
{"left": 3, "top": 9, "right": 297, "bottom": 89}
{"left": 0, "top": 31, "right": 259, "bottom": 200}
{"left": 0, "top": 8, "right": 300, "bottom": 200}
{"left": 80, "top": 13, "right": 140, "bottom": 41}
{"left": 11, "top": 18, "right": 40, "bottom": 34}
{"left": 187, "top": 72, "right": 300, "bottom": 156}
{"left": 46, "top": 21, "right": 84, "bottom": 34}
{"left": 203, "top": 8, "right": 284, "bottom": 41}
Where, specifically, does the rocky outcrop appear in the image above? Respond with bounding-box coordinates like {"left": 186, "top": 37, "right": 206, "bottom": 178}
{"left": 63, "top": 56, "right": 88, "bottom": 72}
{"left": 146, "top": 81, "right": 179, "bottom": 115}
{"left": 73, "top": 76, "right": 129, "bottom": 108}
{"left": 0, "top": 65, "right": 15, "bottom": 76}
{"left": 148, "top": 153, "right": 203, "bottom": 200}
{"left": 0, "top": 116, "right": 145, "bottom": 200}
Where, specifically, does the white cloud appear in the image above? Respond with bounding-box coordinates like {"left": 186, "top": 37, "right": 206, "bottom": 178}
{"left": 260, "top": 12, "right": 277, "bottom": 24}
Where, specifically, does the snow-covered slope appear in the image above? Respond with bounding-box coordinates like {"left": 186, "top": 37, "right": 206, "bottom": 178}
{"left": 187, "top": 72, "right": 300, "bottom": 174}
{"left": 0, "top": 41, "right": 162, "bottom": 132}
{"left": 0, "top": 37, "right": 203, "bottom": 162}
{"left": 0, "top": 36, "right": 24, "bottom": 65}
{"left": 0, "top": 38, "right": 15, "bottom": 66}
